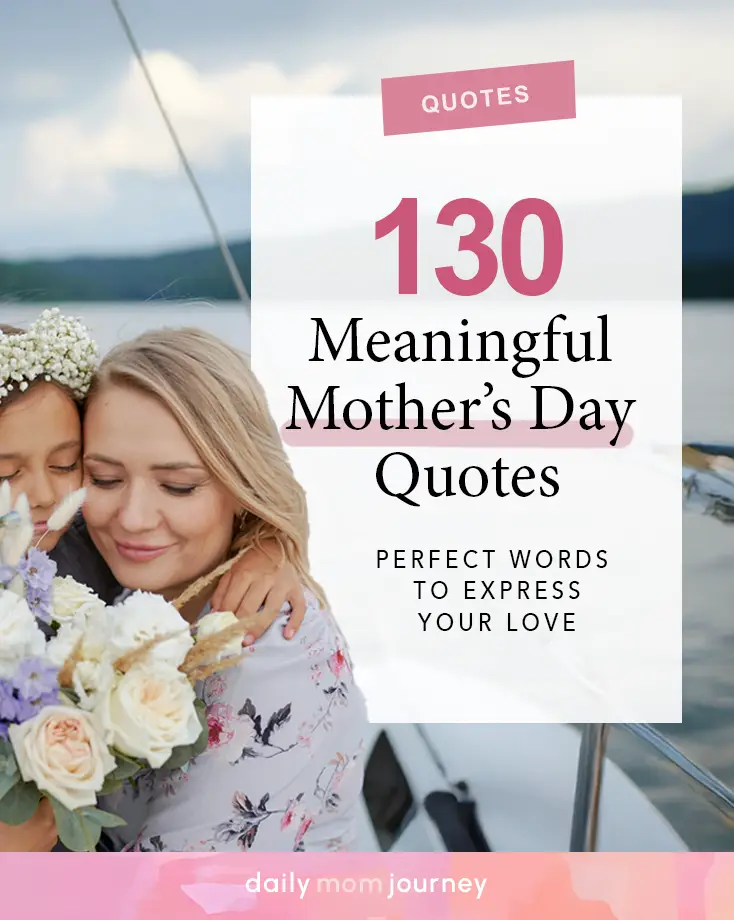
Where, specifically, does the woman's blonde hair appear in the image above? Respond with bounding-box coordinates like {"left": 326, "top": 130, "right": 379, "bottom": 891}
{"left": 87, "top": 327, "right": 326, "bottom": 607}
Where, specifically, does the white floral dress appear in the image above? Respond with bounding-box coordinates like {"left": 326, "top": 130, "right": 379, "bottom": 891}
{"left": 103, "top": 589, "right": 368, "bottom": 852}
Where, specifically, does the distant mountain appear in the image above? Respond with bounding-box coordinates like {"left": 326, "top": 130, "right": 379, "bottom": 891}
{"left": 0, "top": 241, "right": 252, "bottom": 303}
{"left": 0, "top": 186, "right": 732, "bottom": 301}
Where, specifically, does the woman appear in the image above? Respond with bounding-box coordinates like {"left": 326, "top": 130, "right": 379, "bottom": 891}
{"left": 0, "top": 311, "right": 308, "bottom": 852}
{"left": 83, "top": 326, "right": 368, "bottom": 852}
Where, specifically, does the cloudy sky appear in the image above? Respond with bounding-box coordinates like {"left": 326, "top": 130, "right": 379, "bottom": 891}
{"left": 1, "top": 0, "right": 732, "bottom": 257}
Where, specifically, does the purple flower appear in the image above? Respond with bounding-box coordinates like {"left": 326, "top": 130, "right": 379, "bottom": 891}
{"left": 24, "top": 587, "right": 53, "bottom": 624}
{"left": 12, "top": 657, "right": 59, "bottom": 701}
{"left": 0, "top": 659, "right": 61, "bottom": 739}
{"left": 11, "top": 695, "right": 37, "bottom": 723}
{"left": 0, "top": 564, "right": 15, "bottom": 586}
{"left": 18, "top": 548, "right": 56, "bottom": 591}
{"left": 35, "top": 689, "right": 60, "bottom": 709}
{"left": 17, "top": 549, "right": 56, "bottom": 624}
{"left": 0, "top": 680, "right": 17, "bottom": 721}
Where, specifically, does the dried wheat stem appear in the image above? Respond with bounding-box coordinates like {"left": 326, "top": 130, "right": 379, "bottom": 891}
{"left": 109, "top": 618, "right": 253, "bottom": 680}
{"left": 180, "top": 619, "right": 250, "bottom": 674}
{"left": 58, "top": 636, "right": 84, "bottom": 687}
{"left": 171, "top": 546, "right": 249, "bottom": 611}
{"left": 112, "top": 629, "right": 191, "bottom": 674}
{"left": 185, "top": 653, "right": 246, "bottom": 684}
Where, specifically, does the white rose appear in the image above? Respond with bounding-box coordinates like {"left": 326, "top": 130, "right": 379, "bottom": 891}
{"left": 51, "top": 576, "right": 105, "bottom": 624}
{"left": 95, "top": 662, "right": 202, "bottom": 768}
{"left": 196, "top": 610, "right": 242, "bottom": 660}
{"left": 108, "top": 592, "right": 193, "bottom": 668}
{"left": 8, "top": 705, "right": 116, "bottom": 811}
{"left": 0, "top": 590, "right": 46, "bottom": 678}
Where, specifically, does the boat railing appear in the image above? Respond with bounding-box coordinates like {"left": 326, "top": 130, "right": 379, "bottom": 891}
{"left": 569, "top": 446, "right": 734, "bottom": 850}
{"left": 569, "top": 722, "right": 734, "bottom": 850}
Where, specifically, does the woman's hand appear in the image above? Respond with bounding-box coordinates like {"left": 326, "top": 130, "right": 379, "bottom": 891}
{"left": 0, "top": 799, "right": 58, "bottom": 852}
{"left": 211, "top": 541, "right": 307, "bottom": 645}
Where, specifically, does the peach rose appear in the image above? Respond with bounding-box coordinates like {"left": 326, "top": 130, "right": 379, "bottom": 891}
{"left": 9, "top": 705, "right": 116, "bottom": 811}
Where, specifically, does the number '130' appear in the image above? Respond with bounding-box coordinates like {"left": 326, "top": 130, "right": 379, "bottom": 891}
{"left": 375, "top": 197, "right": 563, "bottom": 297}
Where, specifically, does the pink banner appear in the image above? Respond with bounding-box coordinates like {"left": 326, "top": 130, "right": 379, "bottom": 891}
{"left": 381, "top": 61, "right": 576, "bottom": 136}
{"left": 281, "top": 418, "right": 633, "bottom": 448}
{"left": 0, "top": 852, "right": 729, "bottom": 919}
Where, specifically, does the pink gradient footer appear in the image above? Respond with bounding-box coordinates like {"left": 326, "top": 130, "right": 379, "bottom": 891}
{"left": 0, "top": 853, "right": 730, "bottom": 920}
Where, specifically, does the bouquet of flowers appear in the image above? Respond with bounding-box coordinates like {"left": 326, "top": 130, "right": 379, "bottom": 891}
{"left": 0, "top": 483, "right": 246, "bottom": 851}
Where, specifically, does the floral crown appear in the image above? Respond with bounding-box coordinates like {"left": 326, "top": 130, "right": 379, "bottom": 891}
{"left": 0, "top": 308, "right": 99, "bottom": 404}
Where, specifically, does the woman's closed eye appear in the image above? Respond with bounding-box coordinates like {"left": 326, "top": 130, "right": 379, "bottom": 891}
{"left": 162, "top": 483, "right": 199, "bottom": 496}
{"left": 88, "top": 475, "right": 199, "bottom": 496}
{"left": 89, "top": 476, "right": 121, "bottom": 489}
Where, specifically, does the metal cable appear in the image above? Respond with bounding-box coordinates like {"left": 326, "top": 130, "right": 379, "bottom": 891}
{"left": 109, "top": 0, "right": 250, "bottom": 303}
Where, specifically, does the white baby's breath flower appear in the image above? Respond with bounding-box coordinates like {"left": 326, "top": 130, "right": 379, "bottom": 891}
{"left": 108, "top": 591, "right": 194, "bottom": 668}
{"left": 47, "top": 488, "right": 86, "bottom": 532}
{"left": 0, "top": 309, "right": 99, "bottom": 406}
{"left": 196, "top": 610, "right": 243, "bottom": 660}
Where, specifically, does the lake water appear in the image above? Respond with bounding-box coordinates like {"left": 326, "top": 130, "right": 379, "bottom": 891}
{"left": 3, "top": 301, "right": 734, "bottom": 850}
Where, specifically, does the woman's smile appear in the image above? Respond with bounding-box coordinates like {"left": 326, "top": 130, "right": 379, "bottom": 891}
{"left": 112, "top": 540, "right": 175, "bottom": 563}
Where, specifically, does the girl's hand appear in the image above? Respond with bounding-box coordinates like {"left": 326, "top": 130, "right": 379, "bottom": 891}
{"left": 0, "top": 799, "right": 58, "bottom": 852}
{"left": 211, "top": 542, "right": 307, "bottom": 645}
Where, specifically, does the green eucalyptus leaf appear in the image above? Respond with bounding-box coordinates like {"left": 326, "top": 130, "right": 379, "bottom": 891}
{"left": 0, "top": 741, "right": 20, "bottom": 801}
{"left": 100, "top": 755, "right": 143, "bottom": 795}
{"left": 86, "top": 807, "right": 127, "bottom": 829}
{"left": 159, "top": 743, "right": 195, "bottom": 772}
{"left": 50, "top": 800, "right": 127, "bottom": 853}
{"left": 0, "top": 781, "right": 41, "bottom": 825}
{"left": 0, "top": 765, "right": 20, "bottom": 802}
{"left": 191, "top": 700, "right": 209, "bottom": 757}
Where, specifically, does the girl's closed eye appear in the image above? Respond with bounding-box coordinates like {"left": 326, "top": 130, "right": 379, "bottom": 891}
{"left": 52, "top": 461, "right": 80, "bottom": 473}
{"left": 0, "top": 471, "right": 19, "bottom": 483}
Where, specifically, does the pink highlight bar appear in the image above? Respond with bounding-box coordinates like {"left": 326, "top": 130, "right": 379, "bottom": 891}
{"left": 281, "top": 419, "right": 633, "bottom": 448}
{"left": 381, "top": 60, "right": 576, "bottom": 136}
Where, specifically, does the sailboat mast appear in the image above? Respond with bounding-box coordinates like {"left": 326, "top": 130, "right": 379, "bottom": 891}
{"left": 109, "top": 0, "right": 250, "bottom": 304}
